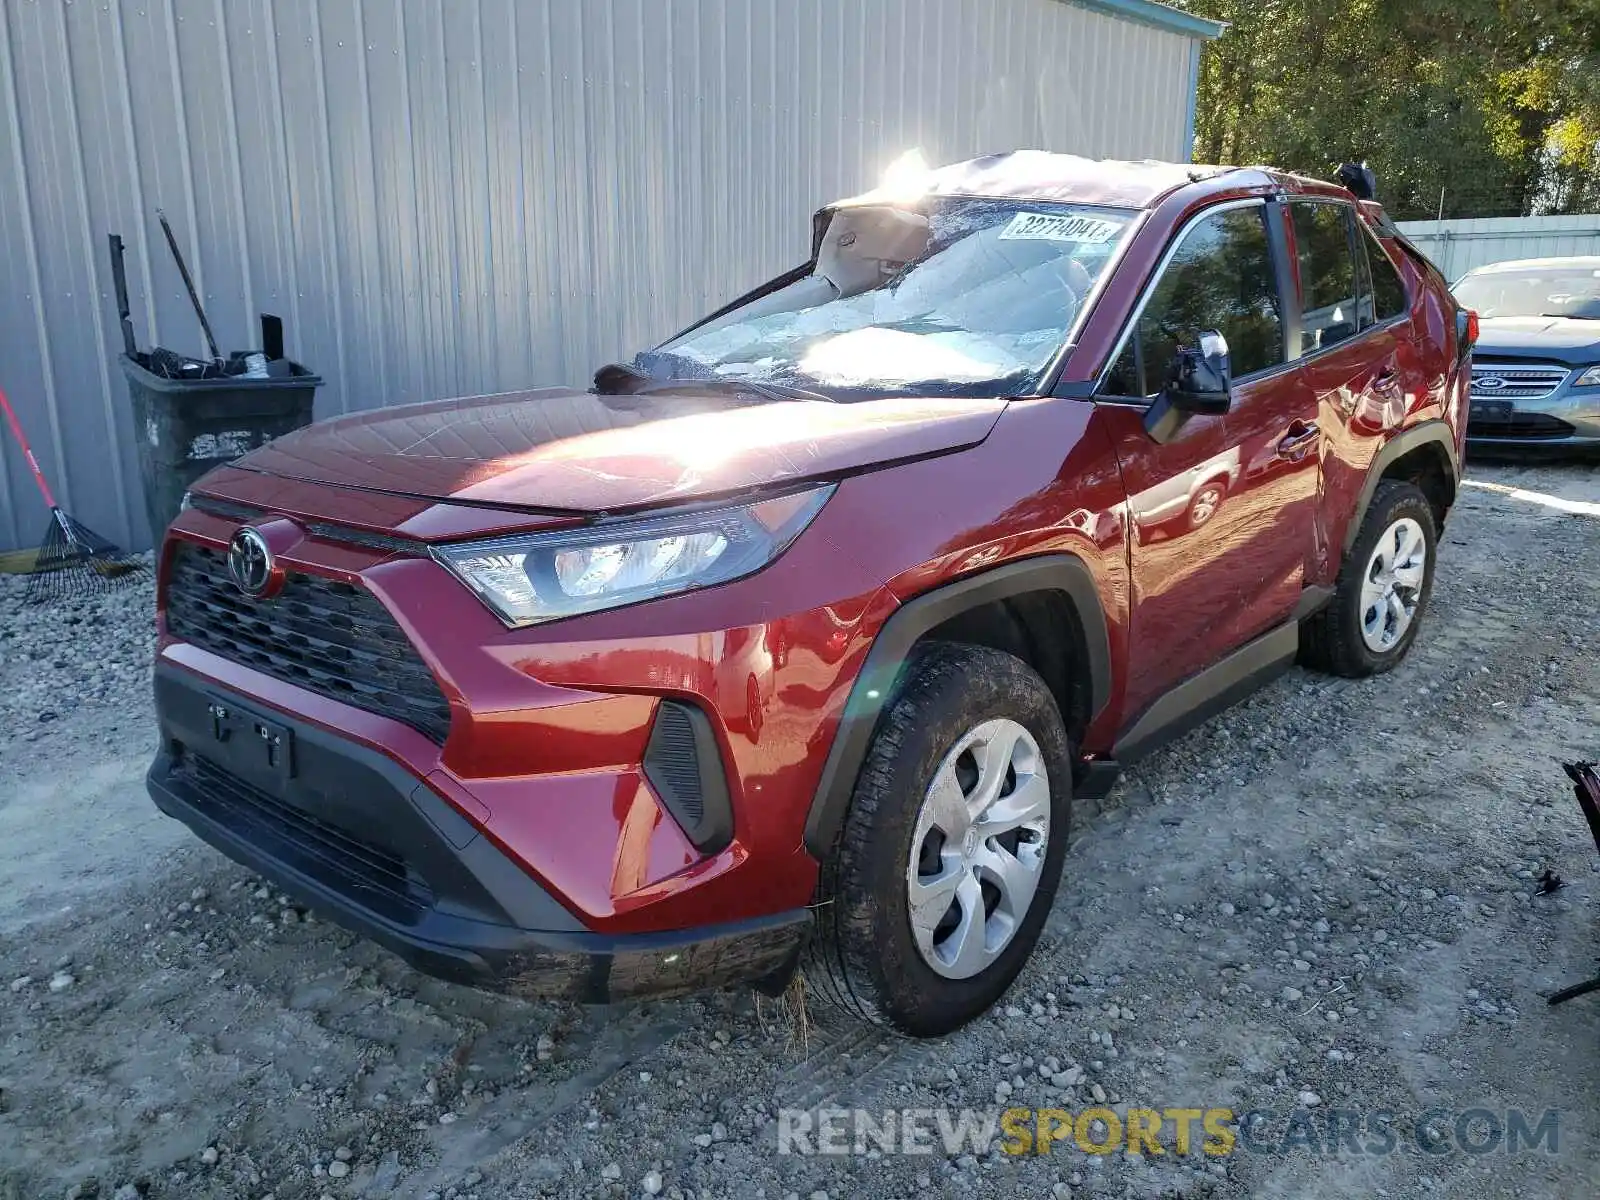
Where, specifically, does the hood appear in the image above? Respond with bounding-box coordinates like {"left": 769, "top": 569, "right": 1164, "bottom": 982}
{"left": 217, "top": 387, "right": 1007, "bottom": 515}
{"left": 1473, "top": 316, "right": 1600, "bottom": 366}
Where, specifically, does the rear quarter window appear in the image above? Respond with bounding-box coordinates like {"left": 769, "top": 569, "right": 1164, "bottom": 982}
{"left": 1386, "top": 230, "right": 1447, "bottom": 295}
{"left": 1362, "top": 228, "right": 1409, "bottom": 320}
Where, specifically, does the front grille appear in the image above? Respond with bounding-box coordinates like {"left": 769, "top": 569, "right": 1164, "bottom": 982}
{"left": 1467, "top": 411, "right": 1577, "bottom": 439}
{"left": 1470, "top": 362, "right": 1570, "bottom": 401}
{"left": 166, "top": 542, "right": 452, "bottom": 742}
{"left": 177, "top": 753, "right": 433, "bottom": 922}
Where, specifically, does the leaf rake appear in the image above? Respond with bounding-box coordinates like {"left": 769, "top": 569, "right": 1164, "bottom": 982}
{"left": 1, "top": 384, "right": 147, "bottom": 603}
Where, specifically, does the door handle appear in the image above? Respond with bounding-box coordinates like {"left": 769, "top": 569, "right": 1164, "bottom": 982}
{"left": 1277, "top": 422, "right": 1320, "bottom": 458}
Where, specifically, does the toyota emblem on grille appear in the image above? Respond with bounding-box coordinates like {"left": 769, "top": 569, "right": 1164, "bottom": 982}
{"left": 227, "top": 527, "right": 274, "bottom": 597}
{"left": 1474, "top": 374, "right": 1508, "bottom": 390}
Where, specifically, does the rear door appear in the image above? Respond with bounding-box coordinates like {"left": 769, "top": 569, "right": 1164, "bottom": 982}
{"left": 1095, "top": 199, "right": 1321, "bottom": 719}
{"left": 1288, "top": 200, "right": 1420, "bottom": 578}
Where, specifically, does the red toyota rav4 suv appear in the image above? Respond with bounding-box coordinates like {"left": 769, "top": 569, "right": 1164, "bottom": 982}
{"left": 149, "top": 153, "right": 1471, "bottom": 1036}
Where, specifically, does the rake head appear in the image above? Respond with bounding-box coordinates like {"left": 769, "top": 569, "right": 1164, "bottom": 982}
{"left": 1547, "top": 762, "right": 1600, "bottom": 1007}
{"left": 22, "top": 508, "right": 149, "bottom": 604}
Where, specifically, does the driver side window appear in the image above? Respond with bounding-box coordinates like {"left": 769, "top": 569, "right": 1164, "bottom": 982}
{"left": 1105, "top": 204, "right": 1286, "bottom": 398}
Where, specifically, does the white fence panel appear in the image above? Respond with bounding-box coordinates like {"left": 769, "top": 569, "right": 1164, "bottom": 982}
{"left": 1396, "top": 215, "right": 1600, "bottom": 282}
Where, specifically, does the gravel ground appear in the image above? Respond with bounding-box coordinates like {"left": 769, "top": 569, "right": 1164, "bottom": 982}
{"left": 2, "top": 460, "right": 1598, "bottom": 1200}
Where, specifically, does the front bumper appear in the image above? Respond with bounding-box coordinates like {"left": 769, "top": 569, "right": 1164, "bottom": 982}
{"left": 1466, "top": 383, "right": 1600, "bottom": 453}
{"left": 147, "top": 665, "right": 809, "bottom": 1001}
{"left": 158, "top": 497, "right": 893, "bottom": 936}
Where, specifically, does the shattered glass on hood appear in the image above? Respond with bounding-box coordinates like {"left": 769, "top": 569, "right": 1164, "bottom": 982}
{"left": 632, "top": 198, "right": 1135, "bottom": 398}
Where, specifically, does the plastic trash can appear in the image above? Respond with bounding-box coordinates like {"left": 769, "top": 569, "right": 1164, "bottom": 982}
{"left": 120, "top": 352, "right": 320, "bottom": 538}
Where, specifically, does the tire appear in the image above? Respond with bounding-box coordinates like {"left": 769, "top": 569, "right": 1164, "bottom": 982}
{"left": 803, "top": 642, "right": 1074, "bottom": 1037}
{"left": 1301, "top": 480, "right": 1438, "bottom": 677}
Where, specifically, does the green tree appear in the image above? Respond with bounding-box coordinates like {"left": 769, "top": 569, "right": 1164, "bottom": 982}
{"left": 1177, "top": 0, "right": 1600, "bottom": 219}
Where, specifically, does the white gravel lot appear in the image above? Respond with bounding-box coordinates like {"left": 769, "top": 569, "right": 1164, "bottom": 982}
{"left": 1, "top": 460, "right": 1598, "bottom": 1200}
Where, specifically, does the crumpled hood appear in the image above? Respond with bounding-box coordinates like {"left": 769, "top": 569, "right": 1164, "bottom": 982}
{"left": 222, "top": 387, "right": 1007, "bottom": 513}
{"left": 1474, "top": 316, "right": 1600, "bottom": 365}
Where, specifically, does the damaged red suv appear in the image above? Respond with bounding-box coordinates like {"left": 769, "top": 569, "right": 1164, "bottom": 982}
{"left": 149, "top": 153, "right": 1472, "bottom": 1036}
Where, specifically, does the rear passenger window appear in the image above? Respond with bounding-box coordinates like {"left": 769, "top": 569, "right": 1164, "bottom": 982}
{"left": 1364, "top": 229, "right": 1409, "bottom": 320}
{"left": 1354, "top": 235, "right": 1377, "bottom": 330}
{"left": 1104, "top": 204, "right": 1285, "bottom": 398}
{"left": 1291, "top": 201, "right": 1359, "bottom": 352}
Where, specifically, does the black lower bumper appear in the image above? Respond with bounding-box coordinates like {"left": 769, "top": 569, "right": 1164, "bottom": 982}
{"left": 147, "top": 664, "right": 808, "bottom": 1002}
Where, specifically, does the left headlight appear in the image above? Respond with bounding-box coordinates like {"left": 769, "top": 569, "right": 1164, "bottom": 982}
{"left": 1575, "top": 365, "right": 1600, "bottom": 387}
{"left": 433, "top": 485, "right": 834, "bottom": 627}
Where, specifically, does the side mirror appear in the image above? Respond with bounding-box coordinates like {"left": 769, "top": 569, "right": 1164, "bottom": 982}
{"left": 1144, "top": 331, "right": 1232, "bottom": 443}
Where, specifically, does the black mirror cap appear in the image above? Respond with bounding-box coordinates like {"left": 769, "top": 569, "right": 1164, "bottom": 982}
{"left": 1170, "top": 388, "right": 1230, "bottom": 417}
{"left": 1337, "top": 161, "right": 1378, "bottom": 201}
{"left": 1144, "top": 331, "right": 1232, "bottom": 443}
{"left": 1166, "top": 330, "right": 1233, "bottom": 413}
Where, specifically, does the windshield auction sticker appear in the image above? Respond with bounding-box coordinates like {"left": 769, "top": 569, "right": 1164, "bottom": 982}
{"left": 998, "top": 211, "right": 1124, "bottom": 244}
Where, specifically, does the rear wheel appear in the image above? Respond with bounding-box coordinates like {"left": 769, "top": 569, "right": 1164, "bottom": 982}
{"left": 804, "top": 642, "right": 1073, "bottom": 1036}
{"left": 1301, "top": 480, "right": 1437, "bottom": 677}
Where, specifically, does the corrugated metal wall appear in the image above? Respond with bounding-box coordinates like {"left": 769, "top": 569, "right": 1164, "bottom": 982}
{"left": 1397, "top": 215, "right": 1600, "bottom": 282}
{"left": 0, "top": 0, "right": 1201, "bottom": 552}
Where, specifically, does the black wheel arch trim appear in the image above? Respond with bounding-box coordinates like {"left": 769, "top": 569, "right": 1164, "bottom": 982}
{"left": 1345, "top": 420, "right": 1459, "bottom": 553}
{"left": 802, "top": 553, "right": 1112, "bottom": 859}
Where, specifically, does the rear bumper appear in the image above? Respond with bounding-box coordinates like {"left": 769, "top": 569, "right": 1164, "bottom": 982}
{"left": 147, "top": 666, "right": 808, "bottom": 1002}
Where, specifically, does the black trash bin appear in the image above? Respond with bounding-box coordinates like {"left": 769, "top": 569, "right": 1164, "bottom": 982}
{"left": 121, "top": 352, "right": 320, "bottom": 538}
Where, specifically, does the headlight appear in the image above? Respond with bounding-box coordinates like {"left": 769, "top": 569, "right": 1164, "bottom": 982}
{"left": 434, "top": 485, "right": 834, "bottom": 626}
{"left": 1575, "top": 366, "right": 1600, "bottom": 387}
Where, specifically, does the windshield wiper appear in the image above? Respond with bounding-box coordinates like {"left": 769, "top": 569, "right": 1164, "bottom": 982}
{"left": 591, "top": 361, "right": 835, "bottom": 403}
{"left": 700, "top": 377, "right": 837, "bottom": 404}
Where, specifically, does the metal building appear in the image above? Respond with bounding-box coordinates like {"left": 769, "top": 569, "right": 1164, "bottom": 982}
{"left": 0, "top": 0, "right": 1220, "bottom": 552}
{"left": 1397, "top": 215, "right": 1600, "bottom": 281}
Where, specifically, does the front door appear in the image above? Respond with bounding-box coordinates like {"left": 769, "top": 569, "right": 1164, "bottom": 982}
{"left": 1095, "top": 199, "right": 1321, "bottom": 722}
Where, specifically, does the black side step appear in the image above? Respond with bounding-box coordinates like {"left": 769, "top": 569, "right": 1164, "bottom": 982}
{"left": 1112, "top": 618, "right": 1300, "bottom": 765}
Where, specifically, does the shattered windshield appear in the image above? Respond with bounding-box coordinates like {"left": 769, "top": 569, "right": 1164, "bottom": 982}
{"left": 630, "top": 198, "right": 1137, "bottom": 398}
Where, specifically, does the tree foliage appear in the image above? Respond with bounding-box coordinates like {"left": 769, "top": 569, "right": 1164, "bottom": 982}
{"left": 1176, "top": 0, "right": 1600, "bottom": 219}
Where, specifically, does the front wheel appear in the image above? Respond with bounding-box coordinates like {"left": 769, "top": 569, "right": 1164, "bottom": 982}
{"left": 1301, "top": 479, "right": 1438, "bottom": 677}
{"left": 804, "top": 642, "right": 1073, "bottom": 1036}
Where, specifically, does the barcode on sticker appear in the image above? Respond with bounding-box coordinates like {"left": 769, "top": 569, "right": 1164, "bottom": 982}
{"left": 998, "top": 211, "right": 1123, "bottom": 244}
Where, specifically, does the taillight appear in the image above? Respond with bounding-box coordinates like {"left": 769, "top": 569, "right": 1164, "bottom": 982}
{"left": 1457, "top": 308, "right": 1479, "bottom": 355}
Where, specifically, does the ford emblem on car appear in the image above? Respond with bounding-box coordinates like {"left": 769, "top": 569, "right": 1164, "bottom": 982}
{"left": 1474, "top": 374, "right": 1508, "bottom": 390}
